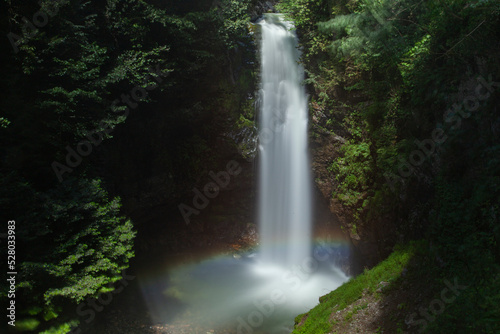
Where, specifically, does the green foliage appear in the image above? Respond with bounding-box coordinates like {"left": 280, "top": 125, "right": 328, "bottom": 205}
{"left": 9, "top": 0, "right": 175, "bottom": 139}
{"left": 329, "top": 140, "right": 372, "bottom": 208}
{"left": 277, "top": 0, "right": 326, "bottom": 29}
{"left": 39, "top": 320, "right": 80, "bottom": 334}
{"left": 318, "top": 0, "right": 403, "bottom": 64}
{"left": 0, "top": 175, "right": 135, "bottom": 331}
{"left": 15, "top": 318, "right": 41, "bottom": 331}
{"left": 212, "top": 0, "right": 252, "bottom": 49}
{"left": 398, "top": 34, "right": 431, "bottom": 86}
{"left": 293, "top": 242, "right": 420, "bottom": 333}
{"left": 38, "top": 179, "right": 136, "bottom": 304}
{"left": 284, "top": 0, "right": 500, "bottom": 330}
{"left": 1, "top": 1, "right": 258, "bottom": 331}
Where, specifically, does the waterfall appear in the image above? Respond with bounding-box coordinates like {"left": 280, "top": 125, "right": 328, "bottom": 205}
{"left": 138, "top": 15, "right": 350, "bottom": 334}
{"left": 258, "top": 14, "right": 312, "bottom": 268}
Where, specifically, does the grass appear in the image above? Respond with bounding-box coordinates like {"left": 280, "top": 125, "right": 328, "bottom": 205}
{"left": 292, "top": 241, "right": 421, "bottom": 334}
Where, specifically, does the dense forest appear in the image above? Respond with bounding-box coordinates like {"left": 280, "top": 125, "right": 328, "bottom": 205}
{"left": 1, "top": 0, "right": 499, "bottom": 333}
{"left": 278, "top": 0, "right": 500, "bottom": 332}
{"left": 1, "top": 0, "right": 261, "bottom": 332}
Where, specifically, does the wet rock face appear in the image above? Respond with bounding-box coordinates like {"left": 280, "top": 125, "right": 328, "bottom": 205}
{"left": 310, "top": 128, "right": 350, "bottom": 226}
{"left": 249, "top": 1, "right": 278, "bottom": 22}
{"left": 129, "top": 157, "right": 258, "bottom": 259}
{"left": 309, "top": 118, "right": 395, "bottom": 270}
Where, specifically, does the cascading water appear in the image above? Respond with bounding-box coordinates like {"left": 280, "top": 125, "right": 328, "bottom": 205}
{"left": 258, "top": 14, "right": 311, "bottom": 267}
{"left": 137, "top": 14, "right": 350, "bottom": 334}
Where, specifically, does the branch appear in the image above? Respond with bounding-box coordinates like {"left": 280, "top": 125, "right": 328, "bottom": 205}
{"left": 437, "top": 20, "right": 486, "bottom": 59}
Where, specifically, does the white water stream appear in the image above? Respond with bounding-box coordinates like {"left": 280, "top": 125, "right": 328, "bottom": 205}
{"left": 258, "top": 14, "right": 312, "bottom": 268}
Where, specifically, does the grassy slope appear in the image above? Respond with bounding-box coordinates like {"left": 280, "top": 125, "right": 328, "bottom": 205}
{"left": 293, "top": 241, "right": 423, "bottom": 333}
{"left": 293, "top": 239, "right": 500, "bottom": 334}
